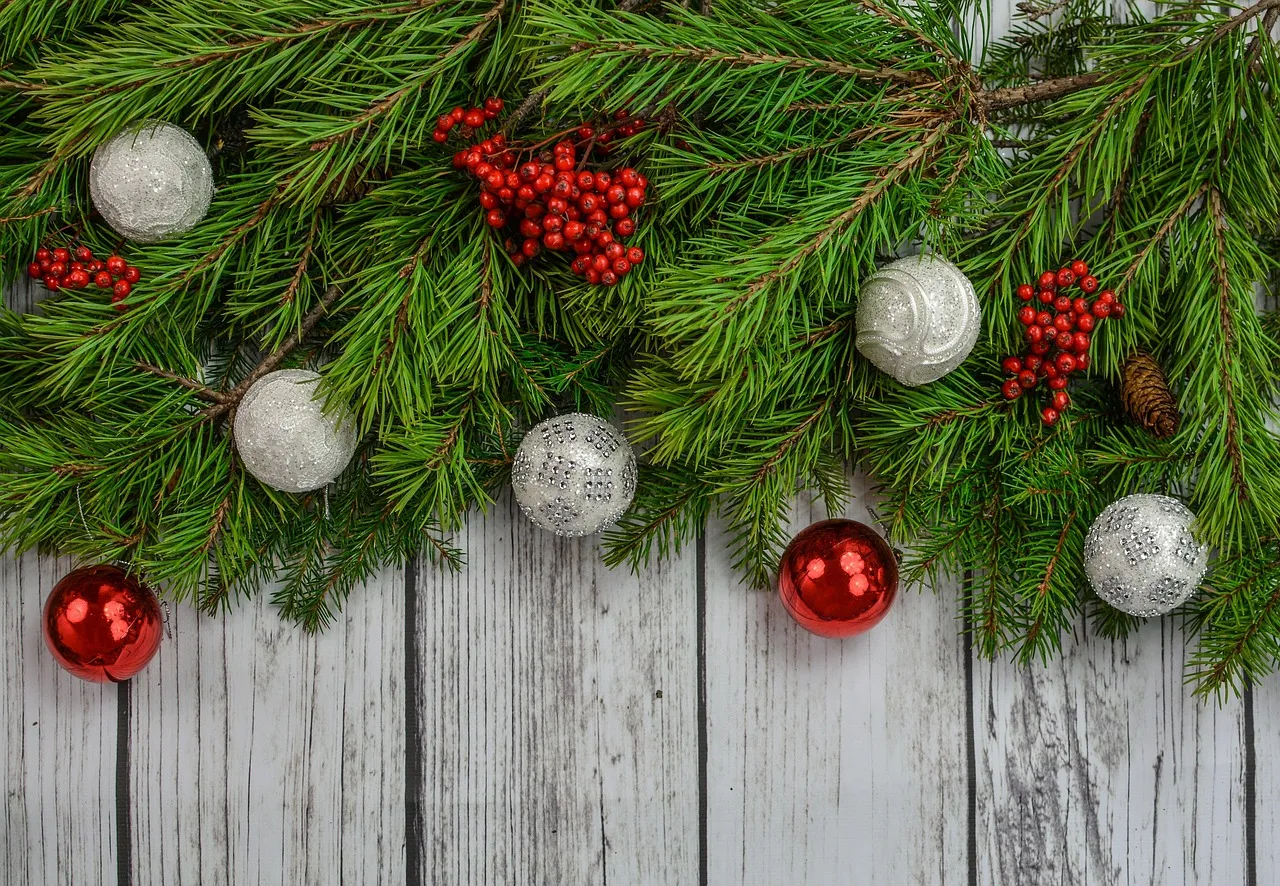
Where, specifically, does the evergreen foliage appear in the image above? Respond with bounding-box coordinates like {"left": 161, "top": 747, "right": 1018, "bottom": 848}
{"left": 0, "top": 0, "right": 1276, "bottom": 693}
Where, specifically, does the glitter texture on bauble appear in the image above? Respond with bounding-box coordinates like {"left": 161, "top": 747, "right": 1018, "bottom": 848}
{"left": 510, "top": 413, "right": 637, "bottom": 537}
{"left": 1083, "top": 493, "right": 1209, "bottom": 617}
{"left": 89, "top": 122, "right": 213, "bottom": 243}
{"left": 232, "top": 370, "right": 358, "bottom": 493}
{"left": 855, "top": 254, "right": 981, "bottom": 386}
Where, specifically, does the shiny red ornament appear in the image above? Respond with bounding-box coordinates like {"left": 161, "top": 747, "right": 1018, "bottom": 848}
{"left": 42, "top": 565, "right": 162, "bottom": 682}
{"left": 777, "top": 519, "right": 899, "bottom": 638}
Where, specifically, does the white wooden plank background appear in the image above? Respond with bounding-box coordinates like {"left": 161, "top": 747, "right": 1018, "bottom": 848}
{"left": 3, "top": 4, "right": 1277, "bottom": 883}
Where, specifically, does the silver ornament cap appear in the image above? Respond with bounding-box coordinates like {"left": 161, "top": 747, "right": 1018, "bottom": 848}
{"left": 511, "top": 413, "right": 637, "bottom": 537}
{"left": 89, "top": 122, "right": 213, "bottom": 243}
{"left": 1083, "top": 493, "right": 1209, "bottom": 617}
{"left": 232, "top": 370, "right": 358, "bottom": 493}
{"left": 855, "top": 254, "right": 981, "bottom": 386}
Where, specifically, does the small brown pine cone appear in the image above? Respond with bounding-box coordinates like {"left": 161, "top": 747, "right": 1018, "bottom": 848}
{"left": 1120, "top": 352, "right": 1180, "bottom": 439}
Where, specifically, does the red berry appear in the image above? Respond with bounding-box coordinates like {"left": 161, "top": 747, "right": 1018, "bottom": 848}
{"left": 1070, "top": 259, "right": 1088, "bottom": 277}
{"left": 1072, "top": 332, "right": 1090, "bottom": 352}
{"left": 1017, "top": 370, "right": 1037, "bottom": 390}
{"left": 75, "top": 245, "right": 93, "bottom": 262}
{"left": 1079, "top": 275, "right": 1098, "bottom": 294}
{"left": 1073, "top": 298, "right": 1090, "bottom": 315}
{"left": 1052, "top": 296, "right": 1072, "bottom": 314}
{"left": 1041, "top": 407, "right": 1060, "bottom": 426}
{"left": 89, "top": 260, "right": 105, "bottom": 273}
{"left": 1001, "top": 356, "right": 1023, "bottom": 375}
{"left": 604, "top": 185, "right": 625, "bottom": 205}
{"left": 1052, "top": 390, "right": 1071, "bottom": 411}
{"left": 604, "top": 242, "right": 625, "bottom": 260}
{"left": 484, "top": 96, "right": 503, "bottom": 114}
{"left": 554, "top": 155, "right": 574, "bottom": 172}
{"left": 486, "top": 209, "right": 506, "bottom": 228}
{"left": 519, "top": 219, "right": 542, "bottom": 238}
{"left": 1017, "top": 284, "right": 1035, "bottom": 301}
{"left": 619, "top": 168, "right": 640, "bottom": 188}
{"left": 594, "top": 172, "right": 611, "bottom": 192}
{"left": 521, "top": 238, "right": 540, "bottom": 258}
{"left": 543, "top": 232, "right": 565, "bottom": 251}
{"left": 1077, "top": 314, "right": 1095, "bottom": 332}
{"left": 1043, "top": 326, "right": 1058, "bottom": 343}
{"left": 1055, "top": 267, "right": 1075, "bottom": 287}
{"left": 578, "top": 125, "right": 595, "bottom": 140}
{"left": 543, "top": 215, "right": 564, "bottom": 233}
{"left": 1018, "top": 306, "right": 1037, "bottom": 325}
{"left": 35, "top": 247, "right": 50, "bottom": 262}
{"left": 106, "top": 256, "right": 126, "bottom": 275}
{"left": 1111, "top": 303, "right": 1126, "bottom": 318}
{"left": 1047, "top": 376, "right": 1069, "bottom": 390}
{"left": 615, "top": 218, "right": 636, "bottom": 237}
{"left": 1035, "top": 310, "right": 1052, "bottom": 327}
{"left": 608, "top": 203, "right": 630, "bottom": 220}
{"left": 1038, "top": 290, "right": 1054, "bottom": 304}
{"left": 564, "top": 221, "right": 585, "bottom": 241}
{"left": 525, "top": 203, "right": 546, "bottom": 219}
{"left": 592, "top": 254, "right": 610, "bottom": 273}
{"left": 1002, "top": 379, "right": 1023, "bottom": 400}
{"left": 479, "top": 192, "right": 498, "bottom": 210}
{"left": 437, "top": 115, "right": 455, "bottom": 131}
{"left": 1055, "top": 352, "right": 1077, "bottom": 374}
{"left": 463, "top": 109, "right": 485, "bottom": 128}
{"left": 1026, "top": 324, "right": 1044, "bottom": 343}
{"left": 533, "top": 175, "right": 554, "bottom": 194}
{"left": 627, "top": 246, "right": 644, "bottom": 265}
{"left": 1031, "top": 340, "right": 1051, "bottom": 356}
{"left": 113, "top": 279, "right": 132, "bottom": 298}
{"left": 27, "top": 262, "right": 41, "bottom": 278}
{"left": 1091, "top": 302, "right": 1112, "bottom": 318}
{"left": 94, "top": 271, "right": 113, "bottom": 288}
{"left": 69, "top": 261, "right": 85, "bottom": 272}
{"left": 1053, "top": 314, "right": 1073, "bottom": 333}
{"left": 43, "top": 275, "right": 59, "bottom": 291}
{"left": 451, "top": 107, "right": 465, "bottom": 122}
{"left": 432, "top": 130, "right": 448, "bottom": 143}
{"left": 586, "top": 269, "right": 601, "bottom": 284}
{"left": 612, "top": 258, "right": 632, "bottom": 275}
{"left": 596, "top": 230, "right": 614, "bottom": 247}
{"left": 1078, "top": 353, "right": 1090, "bottom": 369}
{"left": 48, "top": 261, "right": 67, "bottom": 278}
{"left": 578, "top": 193, "right": 599, "bottom": 213}
{"left": 1038, "top": 271, "right": 1057, "bottom": 289}
{"left": 553, "top": 179, "right": 573, "bottom": 197}
{"left": 52, "top": 247, "right": 70, "bottom": 264}
{"left": 1024, "top": 355, "right": 1043, "bottom": 373}
{"left": 577, "top": 171, "right": 595, "bottom": 190}
{"left": 68, "top": 270, "right": 90, "bottom": 289}
{"left": 624, "top": 187, "right": 645, "bottom": 208}
{"left": 601, "top": 270, "right": 618, "bottom": 286}
{"left": 1098, "top": 290, "right": 1115, "bottom": 305}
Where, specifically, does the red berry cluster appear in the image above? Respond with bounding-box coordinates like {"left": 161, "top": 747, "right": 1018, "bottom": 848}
{"left": 440, "top": 100, "right": 650, "bottom": 285}
{"left": 432, "top": 97, "right": 504, "bottom": 142}
{"left": 28, "top": 245, "right": 141, "bottom": 310}
{"left": 1001, "top": 259, "right": 1125, "bottom": 426}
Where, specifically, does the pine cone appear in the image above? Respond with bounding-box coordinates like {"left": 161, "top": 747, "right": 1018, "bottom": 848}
{"left": 1120, "top": 352, "right": 1180, "bottom": 439}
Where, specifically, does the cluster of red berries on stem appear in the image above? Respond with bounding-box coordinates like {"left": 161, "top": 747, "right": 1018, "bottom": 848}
{"left": 28, "top": 245, "right": 141, "bottom": 310}
{"left": 1001, "top": 259, "right": 1125, "bottom": 426}
{"left": 432, "top": 97, "right": 504, "bottom": 142}
{"left": 439, "top": 99, "right": 649, "bottom": 286}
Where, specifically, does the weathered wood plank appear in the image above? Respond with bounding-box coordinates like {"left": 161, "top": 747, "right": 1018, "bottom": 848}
{"left": 975, "top": 619, "right": 1248, "bottom": 885}
{"left": 703, "top": 474, "right": 970, "bottom": 885}
{"left": 412, "top": 493, "right": 700, "bottom": 885}
{"left": 127, "top": 569, "right": 407, "bottom": 885}
{"left": 1249, "top": 676, "right": 1280, "bottom": 884}
{"left": 0, "top": 551, "right": 118, "bottom": 886}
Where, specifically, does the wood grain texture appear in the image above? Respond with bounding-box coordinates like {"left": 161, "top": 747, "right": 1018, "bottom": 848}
{"left": 975, "top": 620, "right": 1248, "bottom": 886}
{"left": 0, "top": 551, "right": 119, "bottom": 886}
{"left": 412, "top": 492, "right": 700, "bottom": 885}
{"left": 702, "top": 474, "right": 970, "bottom": 886}
{"left": 127, "top": 569, "right": 406, "bottom": 885}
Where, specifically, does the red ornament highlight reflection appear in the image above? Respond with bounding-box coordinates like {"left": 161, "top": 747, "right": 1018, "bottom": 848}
{"left": 777, "top": 519, "right": 899, "bottom": 637}
{"left": 41, "top": 564, "right": 162, "bottom": 682}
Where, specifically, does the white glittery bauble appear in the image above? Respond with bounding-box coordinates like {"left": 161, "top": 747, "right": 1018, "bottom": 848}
{"left": 232, "top": 370, "right": 358, "bottom": 493}
{"left": 89, "top": 122, "right": 213, "bottom": 243}
{"left": 511, "top": 413, "right": 637, "bottom": 537}
{"left": 854, "top": 254, "right": 981, "bottom": 386}
{"left": 1083, "top": 493, "right": 1209, "bottom": 617}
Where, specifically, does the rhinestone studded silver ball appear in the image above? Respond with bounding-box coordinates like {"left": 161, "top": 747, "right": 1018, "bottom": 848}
{"left": 232, "top": 370, "right": 358, "bottom": 493}
{"left": 510, "top": 413, "right": 637, "bottom": 537}
{"left": 1083, "top": 493, "right": 1210, "bottom": 617}
{"left": 89, "top": 122, "right": 213, "bottom": 243}
{"left": 855, "top": 254, "right": 981, "bottom": 386}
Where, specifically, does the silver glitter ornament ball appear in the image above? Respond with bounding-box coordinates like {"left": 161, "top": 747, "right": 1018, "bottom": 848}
{"left": 1083, "top": 493, "right": 1210, "bottom": 617}
{"left": 854, "top": 254, "right": 981, "bottom": 386}
{"left": 89, "top": 122, "right": 213, "bottom": 243}
{"left": 232, "top": 370, "right": 358, "bottom": 493}
{"left": 511, "top": 413, "right": 637, "bottom": 537}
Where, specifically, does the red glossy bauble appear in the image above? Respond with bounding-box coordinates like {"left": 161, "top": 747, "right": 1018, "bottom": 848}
{"left": 42, "top": 564, "right": 163, "bottom": 682}
{"left": 777, "top": 519, "right": 899, "bottom": 638}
